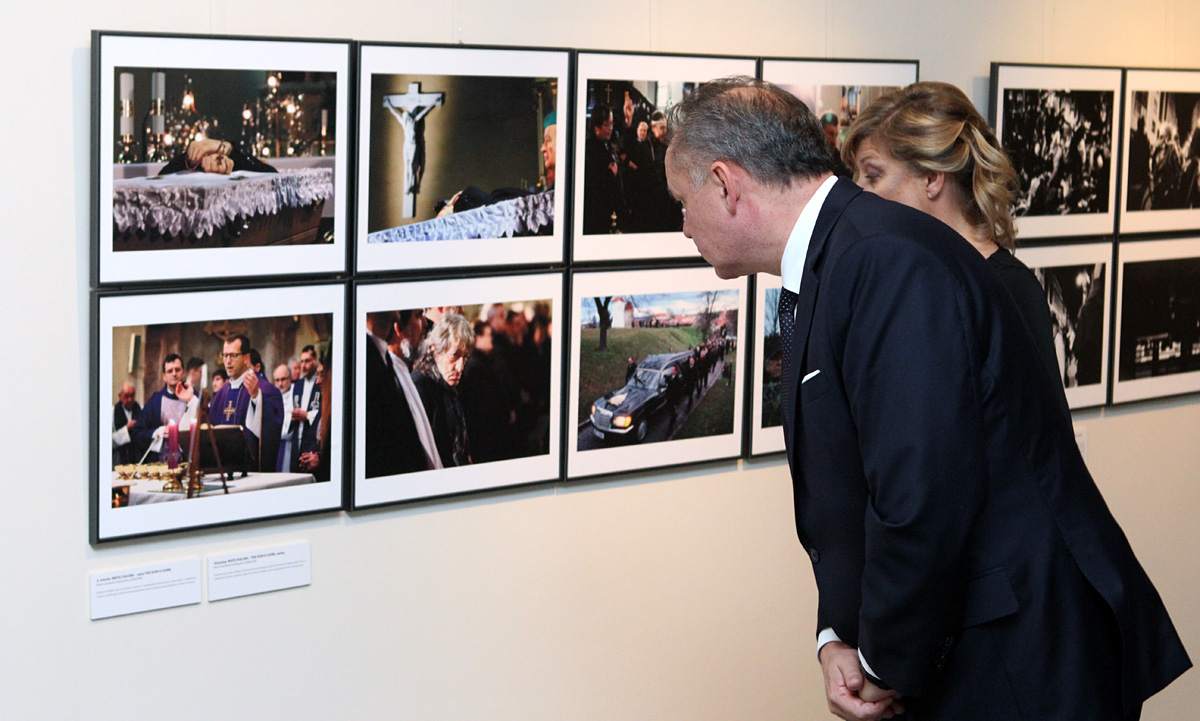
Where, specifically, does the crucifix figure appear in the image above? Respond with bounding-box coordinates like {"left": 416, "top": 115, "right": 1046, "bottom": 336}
{"left": 382, "top": 82, "right": 445, "bottom": 218}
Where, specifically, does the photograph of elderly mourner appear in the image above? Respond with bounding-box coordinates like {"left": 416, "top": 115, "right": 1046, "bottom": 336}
{"left": 577, "top": 290, "right": 737, "bottom": 449}
{"left": 110, "top": 313, "right": 334, "bottom": 508}
{"left": 1003, "top": 89, "right": 1113, "bottom": 216}
{"left": 1119, "top": 255, "right": 1200, "bottom": 380}
{"left": 363, "top": 300, "right": 553, "bottom": 478}
{"left": 581, "top": 79, "right": 687, "bottom": 235}
{"left": 1127, "top": 90, "right": 1200, "bottom": 211}
{"left": 366, "top": 74, "right": 558, "bottom": 243}
{"left": 112, "top": 67, "right": 338, "bottom": 251}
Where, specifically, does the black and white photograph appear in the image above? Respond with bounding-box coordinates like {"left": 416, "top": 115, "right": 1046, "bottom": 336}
{"left": 356, "top": 44, "right": 569, "bottom": 273}
{"left": 93, "top": 283, "right": 346, "bottom": 542}
{"left": 1113, "top": 238, "right": 1200, "bottom": 403}
{"left": 354, "top": 274, "right": 562, "bottom": 507}
{"left": 1121, "top": 69, "right": 1200, "bottom": 234}
{"left": 94, "top": 32, "right": 351, "bottom": 285}
{"left": 1015, "top": 243, "right": 1113, "bottom": 409}
{"left": 990, "top": 64, "right": 1121, "bottom": 239}
{"left": 761, "top": 58, "right": 918, "bottom": 179}
{"left": 567, "top": 268, "right": 746, "bottom": 479}
{"left": 750, "top": 274, "right": 786, "bottom": 455}
{"left": 572, "top": 52, "right": 756, "bottom": 262}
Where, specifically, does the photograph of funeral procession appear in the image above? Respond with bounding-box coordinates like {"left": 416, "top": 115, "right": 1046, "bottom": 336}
{"left": 577, "top": 289, "right": 738, "bottom": 449}
{"left": 108, "top": 309, "right": 335, "bottom": 508}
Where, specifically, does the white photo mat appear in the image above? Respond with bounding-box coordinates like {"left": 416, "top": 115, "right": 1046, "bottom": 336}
{"left": 96, "top": 283, "right": 346, "bottom": 541}
{"left": 750, "top": 273, "right": 785, "bottom": 455}
{"left": 992, "top": 64, "right": 1122, "bottom": 239}
{"left": 355, "top": 45, "right": 569, "bottom": 273}
{"left": 571, "top": 52, "right": 757, "bottom": 262}
{"left": 96, "top": 34, "right": 351, "bottom": 284}
{"left": 1112, "top": 237, "right": 1200, "bottom": 403}
{"left": 353, "top": 273, "right": 563, "bottom": 506}
{"left": 567, "top": 267, "right": 747, "bottom": 479}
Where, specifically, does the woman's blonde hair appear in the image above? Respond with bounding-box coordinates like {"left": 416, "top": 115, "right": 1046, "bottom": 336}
{"left": 842, "top": 81, "right": 1019, "bottom": 250}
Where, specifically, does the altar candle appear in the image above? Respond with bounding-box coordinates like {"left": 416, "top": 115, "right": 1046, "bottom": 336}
{"left": 119, "top": 72, "right": 134, "bottom": 101}
{"left": 167, "top": 420, "right": 179, "bottom": 469}
{"left": 152, "top": 72, "right": 165, "bottom": 100}
{"left": 321, "top": 109, "right": 328, "bottom": 138}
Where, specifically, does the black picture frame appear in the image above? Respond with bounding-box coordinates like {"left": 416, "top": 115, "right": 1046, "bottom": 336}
{"left": 350, "top": 271, "right": 565, "bottom": 508}
{"left": 566, "top": 266, "right": 748, "bottom": 479}
{"left": 990, "top": 62, "right": 1123, "bottom": 240}
{"left": 91, "top": 281, "right": 348, "bottom": 543}
{"left": 354, "top": 42, "right": 571, "bottom": 274}
{"left": 92, "top": 31, "right": 353, "bottom": 287}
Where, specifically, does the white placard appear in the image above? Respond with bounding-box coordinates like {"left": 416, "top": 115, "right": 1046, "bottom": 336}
{"left": 208, "top": 541, "right": 311, "bottom": 602}
{"left": 90, "top": 558, "right": 201, "bottom": 620}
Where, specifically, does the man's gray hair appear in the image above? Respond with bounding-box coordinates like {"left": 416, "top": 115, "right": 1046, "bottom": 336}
{"left": 666, "top": 76, "right": 835, "bottom": 189}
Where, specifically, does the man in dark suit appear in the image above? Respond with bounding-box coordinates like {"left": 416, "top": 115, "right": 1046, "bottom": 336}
{"left": 665, "top": 76, "right": 1189, "bottom": 720}
{"left": 364, "top": 311, "right": 441, "bottom": 477}
{"left": 111, "top": 380, "right": 142, "bottom": 465}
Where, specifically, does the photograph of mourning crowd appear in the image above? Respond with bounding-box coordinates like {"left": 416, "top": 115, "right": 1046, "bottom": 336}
{"left": 576, "top": 290, "right": 738, "bottom": 449}
{"left": 1031, "top": 263, "right": 1107, "bottom": 389}
{"left": 581, "top": 79, "right": 685, "bottom": 235}
{"left": 366, "top": 73, "right": 558, "bottom": 243}
{"left": 1118, "top": 255, "right": 1200, "bottom": 381}
{"left": 1126, "top": 89, "right": 1200, "bottom": 212}
{"left": 777, "top": 82, "right": 901, "bottom": 177}
{"left": 1003, "top": 88, "right": 1114, "bottom": 217}
{"left": 111, "top": 66, "right": 338, "bottom": 251}
{"left": 363, "top": 300, "right": 553, "bottom": 478}
{"left": 109, "top": 312, "right": 335, "bottom": 507}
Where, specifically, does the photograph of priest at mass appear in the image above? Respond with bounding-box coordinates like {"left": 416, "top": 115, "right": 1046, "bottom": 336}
{"left": 365, "top": 73, "right": 558, "bottom": 243}
{"left": 363, "top": 300, "right": 553, "bottom": 478}
{"left": 110, "top": 312, "right": 335, "bottom": 505}
{"left": 581, "top": 79, "right": 685, "bottom": 235}
{"left": 111, "top": 67, "right": 338, "bottom": 251}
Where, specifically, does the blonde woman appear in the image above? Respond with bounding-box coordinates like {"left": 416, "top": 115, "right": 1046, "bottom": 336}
{"left": 842, "top": 82, "right": 1063, "bottom": 392}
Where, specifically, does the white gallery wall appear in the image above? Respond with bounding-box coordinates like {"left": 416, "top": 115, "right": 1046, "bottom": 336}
{"left": 0, "top": 0, "right": 1197, "bottom": 718}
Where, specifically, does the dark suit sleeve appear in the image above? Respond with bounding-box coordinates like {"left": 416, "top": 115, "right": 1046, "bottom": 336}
{"left": 825, "top": 236, "right": 990, "bottom": 696}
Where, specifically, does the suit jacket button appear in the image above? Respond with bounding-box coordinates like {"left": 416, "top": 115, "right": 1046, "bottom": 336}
{"left": 809, "top": 547, "right": 820, "bottom": 563}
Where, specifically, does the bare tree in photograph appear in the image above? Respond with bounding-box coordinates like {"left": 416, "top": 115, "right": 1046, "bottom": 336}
{"left": 593, "top": 296, "right": 613, "bottom": 350}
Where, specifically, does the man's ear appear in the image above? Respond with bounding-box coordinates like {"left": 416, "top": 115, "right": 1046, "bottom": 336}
{"left": 710, "top": 161, "right": 741, "bottom": 213}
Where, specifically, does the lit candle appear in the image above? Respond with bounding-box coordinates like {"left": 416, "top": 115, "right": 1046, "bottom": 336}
{"left": 321, "top": 109, "right": 327, "bottom": 137}
{"left": 167, "top": 421, "right": 179, "bottom": 469}
{"left": 119, "top": 72, "right": 134, "bottom": 101}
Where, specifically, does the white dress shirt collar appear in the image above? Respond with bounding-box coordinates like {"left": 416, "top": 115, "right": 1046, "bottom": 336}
{"left": 780, "top": 175, "right": 839, "bottom": 294}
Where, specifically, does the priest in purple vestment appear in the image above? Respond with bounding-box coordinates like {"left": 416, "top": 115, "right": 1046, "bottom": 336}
{"left": 208, "top": 333, "right": 284, "bottom": 473}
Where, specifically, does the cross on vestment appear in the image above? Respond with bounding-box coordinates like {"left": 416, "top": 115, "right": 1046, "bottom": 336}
{"left": 222, "top": 400, "right": 237, "bottom": 423}
{"left": 382, "top": 82, "right": 445, "bottom": 218}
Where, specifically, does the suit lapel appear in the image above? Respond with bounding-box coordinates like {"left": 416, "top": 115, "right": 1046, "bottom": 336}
{"left": 785, "top": 179, "right": 861, "bottom": 451}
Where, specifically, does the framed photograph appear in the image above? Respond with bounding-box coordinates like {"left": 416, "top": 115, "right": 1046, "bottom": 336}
{"left": 750, "top": 274, "right": 786, "bottom": 455}
{"left": 356, "top": 44, "right": 569, "bottom": 273}
{"left": 572, "top": 51, "right": 756, "bottom": 262}
{"left": 93, "top": 283, "right": 347, "bottom": 543}
{"left": 990, "top": 64, "right": 1122, "bottom": 239}
{"left": 1112, "top": 237, "right": 1200, "bottom": 403}
{"left": 353, "top": 273, "right": 563, "bottom": 507}
{"left": 567, "top": 267, "right": 747, "bottom": 479}
{"left": 761, "top": 57, "right": 918, "bottom": 178}
{"left": 93, "top": 32, "right": 351, "bottom": 285}
{"left": 1015, "top": 243, "right": 1113, "bottom": 409}
{"left": 1121, "top": 69, "right": 1200, "bottom": 234}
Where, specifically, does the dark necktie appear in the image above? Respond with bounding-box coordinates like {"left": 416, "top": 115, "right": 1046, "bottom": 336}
{"left": 778, "top": 287, "right": 799, "bottom": 409}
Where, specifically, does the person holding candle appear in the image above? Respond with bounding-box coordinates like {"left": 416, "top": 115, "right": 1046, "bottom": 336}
{"left": 133, "top": 354, "right": 199, "bottom": 462}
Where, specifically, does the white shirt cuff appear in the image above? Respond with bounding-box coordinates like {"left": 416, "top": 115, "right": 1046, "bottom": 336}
{"left": 816, "top": 627, "right": 842, "bottom": 658}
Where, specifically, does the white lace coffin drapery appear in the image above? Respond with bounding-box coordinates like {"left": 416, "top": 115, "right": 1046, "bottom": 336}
{"left": 113, "top": 169, "right": 334, "bottom": 239}
{"left": 367, "top": 189, "right": 554, "bottom": 243}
